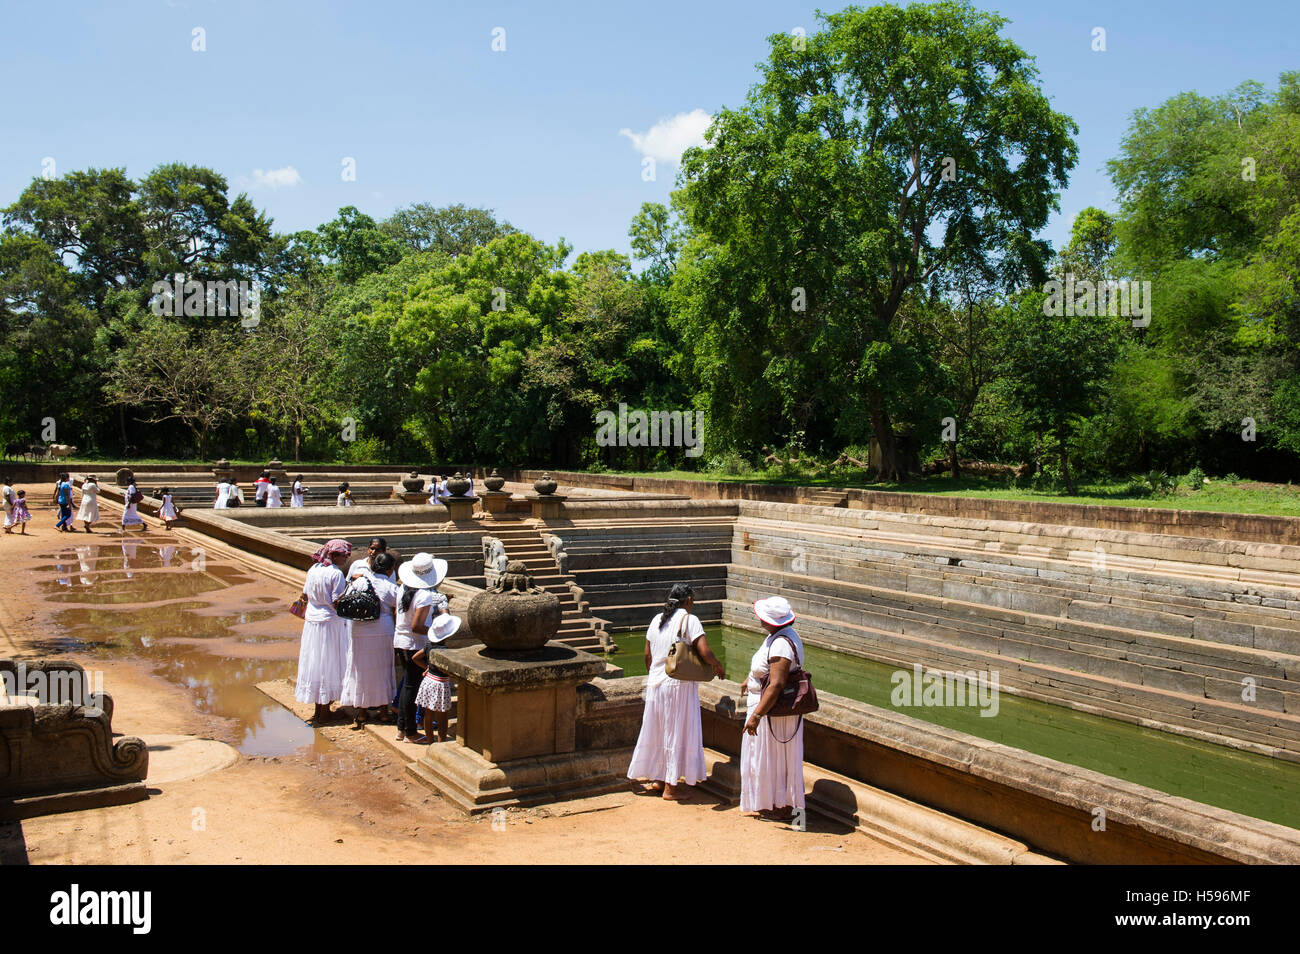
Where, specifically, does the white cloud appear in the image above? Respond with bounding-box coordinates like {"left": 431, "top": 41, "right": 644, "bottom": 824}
{"left": 619, "top": 109, "right": 712, "bottom": 165}
{"left": 246, "top": 166, "right": 302, "bottom": 189}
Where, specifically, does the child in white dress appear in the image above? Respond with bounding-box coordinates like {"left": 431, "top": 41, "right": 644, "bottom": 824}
{"left": 158, "top": 487, "right": 179, "bottom": 530}
{"left": 266, "top": 478, "right": 283, "bottom": 508}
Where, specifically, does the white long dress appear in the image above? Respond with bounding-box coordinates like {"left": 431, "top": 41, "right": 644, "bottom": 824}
{"left": 4, "top": 484, "right": 15, "bottom": 528}
{"left": 291, "top": 481, "right": 305, "bottom": 507}
{"left": 266, "top": 484, "right": 283, "bottom": 508}
{"left": 158, "top": 493, "right": 177, "bottom": 521}
{"left": 121, "top": 483, "right": 145, "bottom": 527}
{"left": 626, "top": 609, "right": 709, "bottom": 786}
{"left": 76, "top": 482, "right": 100, "bottom": 523}
{"left": 295, "top": 562, "right": 350, "bottom": 704}
{"left": 214, "top": 482, "right": 231, "bottom": 509}
{"left": 340, "top": 570, "right": 399, "bottom": 709}
{"left": 740, "top": 627, "right": 806, "bottom": 812}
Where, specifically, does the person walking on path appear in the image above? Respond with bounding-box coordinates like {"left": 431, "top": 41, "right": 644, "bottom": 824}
{"left": 77, "top": 475, "right": 101, "bottom": 532}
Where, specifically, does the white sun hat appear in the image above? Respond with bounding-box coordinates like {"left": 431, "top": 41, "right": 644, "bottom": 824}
{"left": 428, "top": 613, "right": 462, "bottom": 644}
{"left": 398, "top": 552, "right": 448, "bottom": 589}
{"left": 753, "top": 596, "right": 796, "bottom": 627}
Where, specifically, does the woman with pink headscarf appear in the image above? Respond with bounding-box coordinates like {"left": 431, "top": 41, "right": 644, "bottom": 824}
{"left": 295, "top": 538, "right": 353, "bottom": 724}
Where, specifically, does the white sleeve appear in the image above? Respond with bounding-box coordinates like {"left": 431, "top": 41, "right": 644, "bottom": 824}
{"left": 768, "top": 636, "right": 797, "bottom": 664}
{"left": 684, "top": 614, "right": 705, "bottom": 643}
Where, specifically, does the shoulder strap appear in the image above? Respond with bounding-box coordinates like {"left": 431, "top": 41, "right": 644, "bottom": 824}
{"left": 769, "top": 628, "right": 801, "bottom": 666}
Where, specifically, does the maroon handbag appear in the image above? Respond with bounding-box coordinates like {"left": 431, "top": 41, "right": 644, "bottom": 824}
{"left": 758, "top": 632, "right": 819, "bottom": 719}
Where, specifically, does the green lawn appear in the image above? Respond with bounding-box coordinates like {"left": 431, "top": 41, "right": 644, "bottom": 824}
{"left": 610, "top": 469, "right": 1300, "bottom": 517}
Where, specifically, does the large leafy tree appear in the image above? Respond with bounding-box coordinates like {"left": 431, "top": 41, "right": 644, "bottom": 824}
{"left": 381, "top": 203, "right": 516, "bottom": 257}
{"left": 675, "top": 1, "right": 1078, "bottom": 478}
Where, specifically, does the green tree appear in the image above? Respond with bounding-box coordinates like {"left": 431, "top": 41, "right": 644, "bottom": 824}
{"left": 675, "top": 1, "right": 1078, "bottom": 478}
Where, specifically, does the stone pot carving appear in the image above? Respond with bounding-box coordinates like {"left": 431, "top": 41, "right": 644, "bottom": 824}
{"left": 533, "top": 473, "right": 557, "bottom": 495}
{"left": 115, "top": 467, "right": 134, "bottom": 486}
{"left": 267, "top": 459, "right": 284, "bottom": 471}
{"left": 401, "top": 471, "right": 425, "bottom": 492}
{"left": 467, "top": 560, "right": 560, "bottom": 653}
{"left": 446, "top": 472, "right": 471, "bottom": 497}
{"left": 484, "top": 469, "right": 506, "bottom": 493}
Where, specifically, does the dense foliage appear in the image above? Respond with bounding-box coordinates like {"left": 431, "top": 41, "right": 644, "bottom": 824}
{"left": 2, "top": 2, "right": 1298, "bottom": 487}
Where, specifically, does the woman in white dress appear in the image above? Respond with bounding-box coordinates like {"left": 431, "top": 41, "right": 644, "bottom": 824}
{"left": 291, "top": 475, "right": 306, "bottom": 508}
{"left": 265, "top": 477, "right": 283, "bottom": 508}
{"left": 295, "top": 538, "right": 353, "bottom": 724}
{"left": 77, "top": 476, "right": 101, "bottom": 532}
{"left": 120, "top": 480, "right": 147, "bottom": 532}
{"left": 2, "top": 477, "right": 15, "bottom": 534}
{"left": 741, "top": 596, "right": 806, "bottom": 820}
{"left": 626, "top": 584, "right": 724, "bottom": 800}
{"left": 340, "top": 551, "right": 399, "bottom": 728}
{"left": 214, "top": 478, "right": 232, "bottom": 509}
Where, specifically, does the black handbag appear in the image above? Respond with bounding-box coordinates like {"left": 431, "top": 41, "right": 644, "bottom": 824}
{"left": 337, "top": 577, "right": 382, "bottom": 621}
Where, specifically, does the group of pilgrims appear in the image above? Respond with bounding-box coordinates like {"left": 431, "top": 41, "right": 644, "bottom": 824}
{"left": 2, "top": 473, "right": 179, "bottom": 535}
{"left": 9, "top": 464, "right": 805, "bottom": 818}
{"left": 293, "top": 537, "right": 460, "bottom": 743}
{"left": 214, "top": 472, "right": 473, "bottom": 510}
{"left": 296, "top": 534, "right": 806, "bottom": 818}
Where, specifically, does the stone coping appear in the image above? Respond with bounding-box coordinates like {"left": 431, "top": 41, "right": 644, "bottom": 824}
{"left": 430, "top": 641, "right": 609, "bottom": 690}
{"left": 580, "top": 675, "right": 1299, "bottom": 862}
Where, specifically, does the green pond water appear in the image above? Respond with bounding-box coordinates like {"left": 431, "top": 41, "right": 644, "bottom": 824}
{"left": 611, "top": 625, "right": 1300, "bottom": 831}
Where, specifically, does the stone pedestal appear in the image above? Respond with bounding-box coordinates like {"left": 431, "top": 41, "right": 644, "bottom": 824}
{"left": 441, "top": 496, "right": 478, "bottom": 521}
{"left": 399, "top": 491, "right": 431, "bottom": 505}
{"left": 479, "top": 490, "right": 511, "bottom": 516}
{"left": 525, "top": 493, "right": 566, "bottom": 521}
{"left": 266, "top": 459, "right": 288, "bottom": 482}
{"left": 407, "top": 642, "right": 622, "bottom": 812}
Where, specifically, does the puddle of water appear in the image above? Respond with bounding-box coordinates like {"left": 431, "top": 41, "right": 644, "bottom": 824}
{"left": 31, "top": 543, "right": 323, "bottom": 757}
{"left": 38, "top": 571, "right": 225, "bottom": 603}
{"left": 612, "top": 625, "right": 1300, "bottom": 831}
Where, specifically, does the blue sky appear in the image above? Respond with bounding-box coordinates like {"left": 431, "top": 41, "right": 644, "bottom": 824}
{"left": 1, "top": 0, "right": 1296, "bottom": 259}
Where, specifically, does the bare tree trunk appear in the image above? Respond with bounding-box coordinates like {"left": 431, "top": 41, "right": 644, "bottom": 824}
{"left": 1058, "top": 427, "right": 1076, "bottom": 496}
{"left": 869, "top": 397, "right": 903, "bottom": 482}
{"left": 948, "top": 438, "right": 960, "bottom": 480}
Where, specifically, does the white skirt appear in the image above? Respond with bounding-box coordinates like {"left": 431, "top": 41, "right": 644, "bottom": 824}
{"left": 159, "top": 501, "right": 177, "bottom": 520}
{"left": 77, "top": 497, "right": 99, "bottom": 522}
{"left": 740, "top": 699, "right": 805, "bottom": 812}
{"left": 295, "top": 616, "right": 351, "bottom": 704}
{"left": 626, "top": 677, "right": 707, "bottom": 786}
{"left": 414, "top": 672, "right": 452, "bottom": 712}
{"left": 121, "top": 503, "right": 144, "bottom": 526}
{"left": 340, "top": 626, "right": 396, "bottom": 709}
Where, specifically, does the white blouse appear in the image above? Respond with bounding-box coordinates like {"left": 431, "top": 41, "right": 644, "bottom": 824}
{"left": 746, "top": 627, "right": 804, "bottom": 701}
{"left": 393, "top": 586, "right": 437, "bottom": 651}
{"left": 303, "top": 563, "right": 347, "bottom": 624}
{"left": 645, "top": 609, "right": 705, "bottom": 689}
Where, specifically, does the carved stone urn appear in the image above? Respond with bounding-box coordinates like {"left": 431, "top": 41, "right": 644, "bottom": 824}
{"left": 446, "top": 472, "right": 472, "bottom": 497}
{"left": 467, "top": 561, "right": 561, "bottom": 654}
{"left": 483, "top": 469, "right": 506, "bottom": 493}
{"left": 401, "top": 470, "right": 425, "bottom": 492}
{"left": 115, "top": 467, "right": 134, "bottom": 486}
{"left": 533, "top": 473, "right": 558, "bottom": 495}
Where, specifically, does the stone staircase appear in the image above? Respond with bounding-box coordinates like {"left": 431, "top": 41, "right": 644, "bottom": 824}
{"left": 488, "top": 526, "right": 608, "bottom": 652}
{"left": 801, "top": 489, "right": 849, "bottom": 508}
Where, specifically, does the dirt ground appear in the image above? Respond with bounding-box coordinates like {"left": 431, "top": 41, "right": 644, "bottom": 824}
{"left": 0, "top": 497, "right": 922, "bottom": 865}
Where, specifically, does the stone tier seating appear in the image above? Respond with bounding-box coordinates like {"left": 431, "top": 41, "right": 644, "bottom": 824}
{"left": 554, "top": 518, "right": 733, "bottom": 629}
{"left": 727, "top": 502, "right": 1300, "bottom": 760}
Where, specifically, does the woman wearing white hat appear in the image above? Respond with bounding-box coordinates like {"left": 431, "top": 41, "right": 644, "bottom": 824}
{"left": 741, "top": 596, "right": 806, "bottom": 820}
{"left": 626, "top": 584, "right": 724, "bottom": 800}
{"left": 412, "top": 611, "right": 462, "bottom": 743}
{"left": 392, "top": 552, "right": 449, "bottom": 743}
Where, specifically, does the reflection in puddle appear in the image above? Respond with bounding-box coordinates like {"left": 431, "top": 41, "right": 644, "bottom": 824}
{"left": 32, "top": 543, "right": 321, "bottom": 757}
